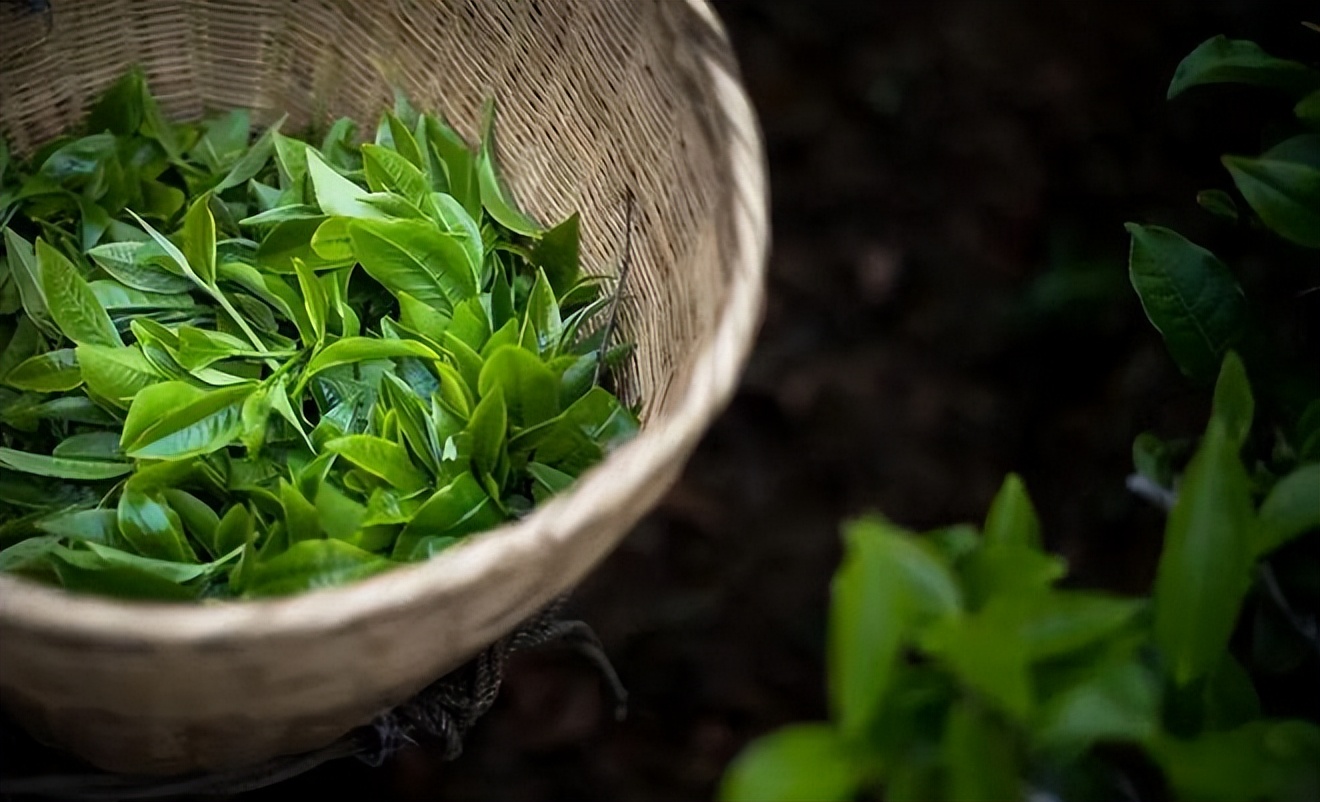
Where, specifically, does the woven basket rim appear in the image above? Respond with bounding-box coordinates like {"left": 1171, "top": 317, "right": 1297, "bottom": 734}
{"left": 0, "top": 0, "right": 769, "bottom": 646}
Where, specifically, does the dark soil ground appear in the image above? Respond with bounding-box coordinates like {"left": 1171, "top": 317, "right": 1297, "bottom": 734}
{"left": 259, "top": 1, "right": 1316, "bottom": 799}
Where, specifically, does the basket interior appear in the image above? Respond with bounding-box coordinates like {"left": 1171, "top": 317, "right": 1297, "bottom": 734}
{"left": 0, "top": 0, "right": 741, "bottom": 424}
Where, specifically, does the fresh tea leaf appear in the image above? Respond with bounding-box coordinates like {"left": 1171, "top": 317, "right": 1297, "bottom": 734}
{"left": 122, "top": 381, "right": 255, "bottom": 460}
{"left": 478, "top": 345, "right": 560, "bottom": 428}
{"left": 243, "top": 538, "right": 392, "bottom": 597}
{"left": 36, "top": 239, "right": 124, "bottom": 347}
{"left": 1153, "top": 417, "right": 1254, "bottom": 686}
{"left": 324, "top": 435, "right": 429, "bottom": 493}
{"left": 719, "top": 724, "right": 862, "bottom": 802}
{"left": 1168, "top": 36, "right": 1320, "bottom": 98}
{"left": 1126, "top": 223, "right": 1246, "bottom": 382}
{"left": 306, "top": 147, "right": 386, "bottom": 220}
{"left": 1212, "top": 351, "right": 1254, "bottom": 449}
{"left": 1222, "top": 155, "right": 1320, "bottom": 248}
{"left": 829, "top": 518, "right": 961, "bottom": 737}
{"left": 0, "top": 447, "right": 132, "bottom": 480}
{"left": 1255, "top": 463, "right": 1320, "bottom": 556}
{"left": 478, "top": 100, "right": 541, "bottom": 236}
{"left": 4, "top": 349, "right": 82, "bottom": 393}
{"left": 349, "top": 218, "right": 480, "bottom": 309}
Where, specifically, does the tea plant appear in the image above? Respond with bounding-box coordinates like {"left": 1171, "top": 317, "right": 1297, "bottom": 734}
{"left": 722, "top": 33, "right": 1319, "bottom": 802}
{"left": 0, "top": 69, "right": 637, "bottom": 599}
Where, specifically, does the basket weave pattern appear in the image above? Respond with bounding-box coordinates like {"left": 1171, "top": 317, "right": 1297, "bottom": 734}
{"left": 0, "top": 0, "right": 767, "bottom": 775}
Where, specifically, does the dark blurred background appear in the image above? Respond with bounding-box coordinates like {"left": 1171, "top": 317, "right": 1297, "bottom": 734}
{"left": 263, "top": 0, "right": 1317, "bottom": 798}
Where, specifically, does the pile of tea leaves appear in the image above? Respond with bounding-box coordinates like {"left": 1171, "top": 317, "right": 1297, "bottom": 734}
{"left": 0, "top": 68, "right": 638, "bottom": 600}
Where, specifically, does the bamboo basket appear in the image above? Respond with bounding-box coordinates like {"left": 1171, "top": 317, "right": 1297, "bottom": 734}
{"left": 0, "top": 0, "right": 767, "bottom": 775}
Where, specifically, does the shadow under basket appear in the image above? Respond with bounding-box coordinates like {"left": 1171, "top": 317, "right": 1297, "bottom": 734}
{"left": 0, "top": 0, "right": 767, "bottom": 775}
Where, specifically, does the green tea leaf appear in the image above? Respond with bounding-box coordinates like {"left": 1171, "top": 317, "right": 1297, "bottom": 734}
{"left": 523, "top": 268, "right": 564, "bottom": 356}
{"left": 243, "top": 538, "right": 392, "bottom": 597}
{"left": 478, "top": 345, "right": 560, "bottom": 428}
{"left": 424, "top": 116, "right": 479, "bottom": 218}
{"left": 1197, "top": 189, "right": 1240, "bottom": 221}
{"left": 240, "top": 204, "right": 322, "bottom": 227}
{"left": 76, "top": 344, "right": 163, "bottom": 408}
{"left": 478, "top": 101, "right": 541, "bottom": 236}
{"left": 117, "top": 487, "right": 197, "bottom": 563}
{"left": 163, "top": 489, "right": 221, "bottom": 558}
{"left": 425, "top": 193, "right": 483, "bottom": 278}
{"left": 306, "top": 147, "right": 386, "bottom": 220}
{"left": 448, "top": 296, "right": 492, "bottom": 352}
{"left": 527, "top": 461, "right": 574, "bottom": 500}
{"left": 4, "top": 229, "right": 56, "bottom": 335}
{"left": 122, "top": 381, "right": 255, "bottom": 460}
{"left": 50, "top": 544, "right": 201, "bottom": 600}
{"left": 1255, "top": 463, "right": 1320, "bottom": 556}
{"left": 1211, "top": 351, "right": 1254, "bottom": 448}
{"left": 1168, "top": 36, "right": 1320, "bottom": 98}
{"left": 309, "top": 216, "right": 354, "bottom": 262}
{"left": 943, "top": 704, "right": 1022, "bottom": 802}
{"left": 86, "top": 240, "right": 194, "bottom": 294}
{"left": 175, "top": 327, "right": 275, "bottom": 371}
{"left": 37, "top": 133, "right": 116, "bottom": 182}
{"left": 272, "top": 131, "right": 310, "bottom": 190}
{"left": 255, "top": 216, "right": 339, "bottom": 273}
{"left": 443, "top": 331, "right": 484, "bottom": 394}
{"left": 88, "top": 280, "right": 196, "bottom": 310}
{"left": 394, "top": 472, "right": 503, "bottom": 559}
{"left": 213, "top": 503, "right": 255, "bottom": 557}
{"left": 532, "top": 387, "right": 639, "bottom": 467}
{"left": 293, "top": 257, "right": 327, "bottom": 347}
{"left": 435, "top": 361, "right": 474, "bottom": 419}
{"left": 279, "top": 479, "right": 323, "bottom": 542}
{"left": 982, "top": 473, "right": 1040, "bottom": 550}
{"left": 85, "top": 68, "right": 146, "bottom": 135}
{"left": 349, "top": 218, "right": 479, "bottom": 310}
{"left": 37, "top": 239, "right": 124, "bottom": 347}
{"left": 36, "top": 509, "right": 120, "bottom": 544}
{"left": 1126, "top": 223, "right": 1246, "bottom": 381}
{"left": 324, "top": 434, "right": 429, "bottom": 493}
{"left": 467, "top": 385, "right": 507, "bottom": 480}
{"left": 830, "top": 518, "right": 961, "bottom": 737}
{"left": 397, "top": 290, "right": 451, "bottom": 342}
{"left": 534, "top": 212, "right": 581, "bottom": 296}
{"left": 1222, "top": 156, "right": 1320, "bottom": 248}
{"left": 240, "top": 383, "right": 274, "bottom": 454}
{"left": 1036, "top": 659, "right": 1160, "bottom": 753}
{"left": 385, "top": 112, "right": 425, "bottom": 167}
{"left": 303, "top": 336, "right": 439, "bottom": 379}
{"left": 4, "top": 349, "right": 81, "bottom": 392}
{"left": 52, "top": 432, "right": 123, "bottom": 461}
{"left": 0, "top": 447, "right": 131, "bottom": 480}
{"left": 0, "top": 319, "right": 40, "bottom": 384}
{"left": 381, "top": 372, "right": 442, "bottom": 476}
{"left": 215, "top": 116, "right": 283, "bottom": 192}
{"left": 1297, "top": 90, "right": 1320, "bottom": 126}
{"left": 183, "top": 193, "right": 218, "bottom": 285}
{"left": 719, "top": 724, "right": 862, "bottom": 802}
{"left": 1154, "top": 720, "right": 1320, "bottom": 802}
{"left": 922, "top": 599, "right": 1034, "bottom": 720}
{"left": 1153, "top": 418, "right": 1254, "bottom": 686}
{"left": 362, "top": 143, "right": 429, "bottom": 206}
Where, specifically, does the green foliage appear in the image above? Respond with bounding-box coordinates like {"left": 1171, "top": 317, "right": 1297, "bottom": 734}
{"left": 723, "top": 451, "right": 1317, "bottom": 801}
{"left": 724, "top": 32, "right": 1320, "bottom": 802}
{"left": 1125, "top": 223, "right": 1245, "bottom": 382}
{"left": 0, "top": 69, "right": 638, "bottom": 599}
